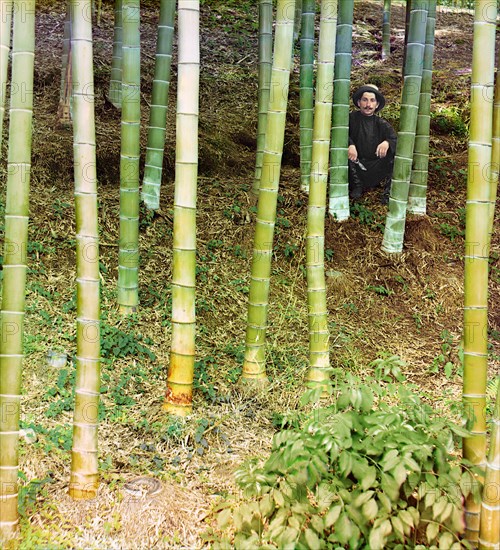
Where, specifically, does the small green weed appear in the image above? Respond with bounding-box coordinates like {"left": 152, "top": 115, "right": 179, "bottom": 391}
{"left": 429, "top": 329, "right": 457, "bottom": 379}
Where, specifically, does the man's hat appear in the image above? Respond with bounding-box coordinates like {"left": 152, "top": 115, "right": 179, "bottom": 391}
{"left": 352, "top": 84, "right": 386, "bottom": 112}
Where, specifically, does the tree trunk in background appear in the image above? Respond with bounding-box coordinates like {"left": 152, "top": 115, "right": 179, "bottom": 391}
{"left": 305, "top": 0, "right": 337, "bottom": 390}
{"left": 241, "top": 0, "right": 295, "bottom": 384}
{"left": 117, "top": 0, "right": 140, "bottom": 313}
{"left": 381, "top": 0, "right": 428, "bottom": 254}
{"left": 299, "top": 0, "right": 315, "bottom": 192}
{"left": 407, "top": 0, "right": 436, "bottom": 215}
{"left": 252, "top": 0, "right": 273, "bottom": 195}
{"left": 108, "top": 0, "right": 123, "bottom": 108}
{"left": 0, "top": 0, "right": 13, "bottom": 149}
{"left": 164, "top": 0, "right": 200, "bottom": 416}
{"left": 381, "top": 0, "right": 391, "bottom": 60}
{"left": 462, "top": 1, "right": 497, "bottom": 544}
{"left": 141, "top": 0, "right": 175, "bottom": 210}
{"left": 0, "top": 0, "right": 35, "bottom": 540}
{"left": 68, "top": 0, "right": 102, "bottom": 500}
{"left": 328, "top": 0, "right": 353, "bottom": 221}
{"left": 57, "top": 0, "right": 72, "bottom": 125}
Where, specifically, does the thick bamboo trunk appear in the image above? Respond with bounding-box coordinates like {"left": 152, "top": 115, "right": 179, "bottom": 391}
{"left": 462, "top": 1, "right": 497, "bottom": 544}
{"left": 381, "top": 0, "right": 428, "bottom": 254}
{"left": 299, "top": 0, "right": 315, "bottom": 192}
{"left": 117, "top": 0, "right": 140, "bottom": 313}
{"left": 0, "top": 0, "right": 35, "bottom": 540}
{"left": 57, "top": 0, "right": 72, "bottom": 125}
{"left": 141, "top": 0, "right": 175, "bottom": 210}
{"left": 241, "top": 0, "right": 295, "bottom": 383}
{"left": 0, "top": 0, "right": 13, "bottom": 148}
{"left": 305, "top": 0, "right": 337, "bottom": 388}
{"left": 164, "top": 0, "right": 200, "bottom": 416}
{"left": 407, "top": 0, "right": 436, "bottom": 215}
{"left": 68, "top": 0, "right": 101, "bottom": 500}
{"left": 253, "top": 0, "right": 273, "bottom": 195}
{"left": 328, "top": 0, "right": 353, "bottom": 221}
{"left": 381, "top": 0, "right": 391, "bottom": 60}
{"left": 109, "top": 0, "right": 123, "bottom": 108}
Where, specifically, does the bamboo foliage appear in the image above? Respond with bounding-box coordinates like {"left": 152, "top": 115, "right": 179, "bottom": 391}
{"left": 68, "top": 0, "right": 101, "bottom": 500}
{"left": 299, "top": 0, "right": 315, "bottom": 191}
{"left": 478, "top": 381, "right": 500, "bottom": 550}
{"left": 253, "top": 0, "right": 273, "bottom": 194}
{"left": 141, "top": 0, "right": 175, "bottom": 210}
{"left": 381, "top": 0, "right": 428, "bottom": 254}
{"left": 0, "top": 0, "right": 35, "bottom": 539}
{"left": 241, "top": 0, "right": 295, "bottom": 383}
{"left": 328, "top": 0, "right": 353, "bottom": 221}
{"left": 0, "top": 0, "right": 13, "bottom": 148}
{"left": 117, "top": 0, "right": 140, "bottom": 313}
{"left": 407, "top": 0, "right": 436, "bottom": 215}
{"left": 381, "top": 0, "right": 391, "bottom": 60}
{"left": 109, "top": 0, "right": 123, "bottom": 108}
{"left": 462, "top": 1, "right": 497, "bottom": 544}
{"left": 164, "top": 0, "right": 200, "bottom": 416}
{"left": 305, "top": 0, "right": 337, "bottom": 388}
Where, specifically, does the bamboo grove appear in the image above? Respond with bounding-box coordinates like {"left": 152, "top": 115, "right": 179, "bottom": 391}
{"left": 0, "top": 0, "right": 498, "bottom": 545}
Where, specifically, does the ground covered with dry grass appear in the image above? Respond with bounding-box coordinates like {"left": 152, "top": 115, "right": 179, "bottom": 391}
{"left": 0, "top": 0, "right": 499, "bottom": 548}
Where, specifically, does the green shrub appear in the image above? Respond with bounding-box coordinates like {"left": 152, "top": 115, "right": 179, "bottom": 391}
{"left": 212, "top": 373, "right": 475, "bottom": 549}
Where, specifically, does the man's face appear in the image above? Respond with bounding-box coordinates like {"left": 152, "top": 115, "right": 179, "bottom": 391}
{"left": 358, "top": 92, "right": 379, "bottom": 116}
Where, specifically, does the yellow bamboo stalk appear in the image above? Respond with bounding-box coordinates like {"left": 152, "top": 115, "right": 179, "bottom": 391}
{"left": 305, "top": 0, "right": 337, "bottom": 388}
{"left": 68, "top": 0, "right": 101, "bottom": 500}
{"left": 0, "top": 0, "right": 13, "bottom": 148}
{"left": 164, "top": 0, "right": 199, "bottom": 416}
{"left": 462, "top": 1, "right": 497, "bottom": 544}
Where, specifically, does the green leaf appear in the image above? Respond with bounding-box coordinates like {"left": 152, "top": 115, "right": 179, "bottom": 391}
{"left": 391, "top": 515, "right": 405, "bottom": 541}
{"left": 362, "top": 498, "right": 378, "bottom": 521}
{"left": 217, "top": 508, "right": 233, "bottom": 531}
{"left": 381, "top": 449, "right": 400, "bottom": 472}
{"left": 426, "top": 522, "right": 440, "bottom": 544}
{"left": 339, "top": 451, "right": 353, "bottom": 477}
{"left": 310, "top": 514, "right": 324, "bottom": 534}
{"left": 273, "top": 489, "right": 285, "bottom": 507}
{"left": 378, "top": 492, "right": 393, "bottom": 513}
{"left": 368, "top": 527, "right": 385, "bottom": 550}
{"left": 392, "top": 462, "right": 408, "bottom": 487}
{"left": 324, "top": 505, "right": 342, "bottom": 528}
{"left": 398, "top": 509, "right": 414, "bottom": 529}
{"left": 432, "top": 496, "right": 447, "bottom": 519}
{"left": 335, "top": 512, "right": 353, "bottom": 545}
{"left": 304, "top": 528, "right": 321, "bottom": 550}
{"left": 361, "top": 467, "right": 378, "bottom": 491}
{"left": 381, "top": 473, "right": 400, "bottom": 501}
{"left": 353, "top": 490, "right": 375, "bottom": 508}
{"left": 259, "top": 494, "right": 275, "bottom": 518}
{"left": 439, "top": 531, "right": 454, "bottom": 549}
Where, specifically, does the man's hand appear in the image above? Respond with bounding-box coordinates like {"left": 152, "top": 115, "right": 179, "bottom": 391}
{"left": 348, "top": 144, "right": 358, "bottom": 162}
{"left": 376, "top": 140, "right": 389, "bottom": 158}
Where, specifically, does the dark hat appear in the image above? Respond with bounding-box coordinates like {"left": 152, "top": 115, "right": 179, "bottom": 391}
{"left": 352, "top": 84, "right": 386, "bottom": 112}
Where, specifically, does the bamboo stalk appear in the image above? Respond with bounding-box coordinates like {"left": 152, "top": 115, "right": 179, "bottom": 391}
{"left": 381, "top": 0, "right": 391, "bottom": 60}
{"left": 109, "top": 0, "right": 123, "bottom": 108}
{"left": 164, "top": 0, "right": 200, "bottom": 416}
{"left": 117, "top": 0, "right": 140, "bottom": 313}
{"left": 305, "top": 0, "right": 337, "bottom": 389}
{"left": 241, "top": 0, "right": 295, "bottom": 383}
{"left": 462, "top": 1, "right": 497, "bottom": 544}
{"left": 299, "top": 0, "right": 315, "bottom": 192}
{"left": 68, "top": 0, "right": 101, "bottom": 500}
{"left": 407, "top": 0, "right": 436, "bottom": 215}
{"left": 0, "top": 0, "right": 35, "bottom": 540}
{"left": 253, "top": 0, "right": 273, "bottom": 195}
{"left": 381, "top": 0, "right": 428, "bottom": 254}
{"left": 57, "top": 0, "right": 72, "bottom": 125}
{"left": 141, "top": 0, "right": 175, "bottom": 210}
{"left": 328, "top": 0, "right": 353, "bottom": 221}
{"left": 0, "top": 0, "right": 13, "bottom": 148}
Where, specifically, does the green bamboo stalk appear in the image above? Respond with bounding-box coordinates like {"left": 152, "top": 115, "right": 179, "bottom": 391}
{"left": 252, "top": 0, "right": 273, "bottom": 195}
{"left": 164, "top": 0, "right": 200, "bottom": 416}
{"left": 0, "top": 0, "right": 13, "bottom": 149}
{"left": 108, "top": 0, "right": 123, "bottom": 108}
{"left": 241, "top": 0, "right": 295, "bottom": 383}
{"left": 0, "top": 0, "right": 35, "bottom": 540}
{"left": 57, "top": 0, "right": 72, "bottom": 125}
{"left": 478, "top": 379, "right": 500, "bottom": 549}
{"left": 117, "top": 0, "right": 140, "bottom": 313}
{"left": 462, "top": 1, "right": 497, "bottom": 543}
{"left": 299, "top": 0, "right": 315, "bottom": 192}
{"left": 305, "top": 0, "right": 337, "bottom": 389}
{"left": 328, "top": 0, "right": 353, "bottom": 221}
{"left": 381, "top": 0, "right": 391, "bottom": 60}
{"left": 141, "top": 0, "right": 175, "bottom": 210}
{"left": 293, "top": 0, "right": 302, "bottom": 41}
{"left": 407, "top": 0, "right": 436, "bottom": 215}
{"left": 68, "top": 0, "right": 101, "bottom": 500}
{"left": 487, "top": 71, "right": 500, "bottom": 249}
{"left": 381, "top": 0, "right": 428, "bottom": 254}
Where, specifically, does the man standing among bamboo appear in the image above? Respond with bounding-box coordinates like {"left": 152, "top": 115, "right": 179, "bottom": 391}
{"left": 348, "top": 84, "right": 397, "bottom": 203}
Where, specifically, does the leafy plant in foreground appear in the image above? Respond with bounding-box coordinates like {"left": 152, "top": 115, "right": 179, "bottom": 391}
{"left": 213, "top": 374, "right": 474, "bottom": 549}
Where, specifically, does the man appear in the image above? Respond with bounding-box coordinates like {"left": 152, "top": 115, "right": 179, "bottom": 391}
{"left": 348, "top": 84, "right": 397, "bottom": 204}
